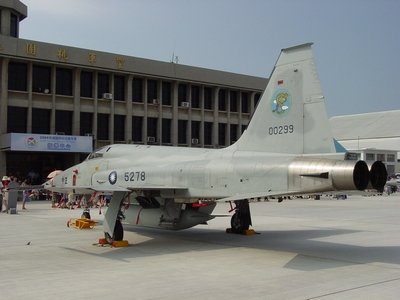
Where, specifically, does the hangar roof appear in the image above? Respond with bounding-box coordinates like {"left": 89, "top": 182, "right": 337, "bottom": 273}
{"left": 330, "top": 110, "right": 400, "bottom": 140}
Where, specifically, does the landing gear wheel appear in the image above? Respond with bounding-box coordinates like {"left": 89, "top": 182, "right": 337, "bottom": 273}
{"left": 104, "top": 219, "right": 124, "bottom": 244}
{"left": 81, "top": 211, "right": 91, "bottom": 219}
{"left": 230, "top": 212, "right": 250, "bottom": 233}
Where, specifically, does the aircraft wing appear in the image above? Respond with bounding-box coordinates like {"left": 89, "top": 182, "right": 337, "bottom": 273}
{"left": 45, "top": 184, "right": 188, "bottom": 194}
{"left": 217, "top": 190, "right": 305, "bottom": 202}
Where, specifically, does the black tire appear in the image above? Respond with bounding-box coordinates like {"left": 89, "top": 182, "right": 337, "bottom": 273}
{"left": 81, "top": 211, "right": 91, "bottom": 219}
{"left": 231, "top": 212, "right": 250, "bottom": 233}
{"left": 113, "top": 219, "right": 124, "bottom": 241}
{"left": 104, "top": 219, "right": 124, "bottom": 243}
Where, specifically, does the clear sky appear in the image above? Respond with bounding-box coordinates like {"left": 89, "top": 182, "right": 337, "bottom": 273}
{"left": 19, "top": 0, "right": 400, "bottom": 117}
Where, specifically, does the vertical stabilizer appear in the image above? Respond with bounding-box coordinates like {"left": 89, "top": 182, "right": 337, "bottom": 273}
{"left": 235, "top": 43, "right": 335, "bottom": 154}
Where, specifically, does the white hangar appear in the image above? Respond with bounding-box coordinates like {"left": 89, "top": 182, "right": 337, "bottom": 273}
{"left": 330, "top": 110, "right": 400, "bottom": 175}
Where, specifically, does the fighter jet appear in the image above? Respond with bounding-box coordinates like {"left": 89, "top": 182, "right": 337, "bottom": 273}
{"left": 44, "top": 43, "right": 387, "bottom": 243}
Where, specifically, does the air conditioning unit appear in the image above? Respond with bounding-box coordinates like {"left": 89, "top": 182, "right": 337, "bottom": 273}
{"left": 102, "top": 93, "right": 113, "bottom": 100}
{"left": 147, "top": 136, "right": 156, "bottom": 143}
{"left": 181, "top": 101, "right": 190, "bottom": 108}
{"left": 191, "top": 138, "right": 199, "bottom": 145}
{"left": 152, "top": 99, "right": 159, "bottom": 105}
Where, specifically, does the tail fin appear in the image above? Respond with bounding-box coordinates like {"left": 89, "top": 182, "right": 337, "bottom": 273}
{"left": 235, "top": 43, "right": 336, "bottom": 154}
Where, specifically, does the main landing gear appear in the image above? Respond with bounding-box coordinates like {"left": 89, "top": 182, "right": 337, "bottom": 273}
{"left": 228, "top": 199, "right": 253, "bottom": 234}
{"left": 103, "top": 191, "right": 127, "bottom": 244}
{"left": 104, "top": 213, "right": 124, "bottom": 244}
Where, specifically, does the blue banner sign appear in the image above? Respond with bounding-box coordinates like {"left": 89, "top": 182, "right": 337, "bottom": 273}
{"left": 10, "top": 133, "right": 93, "bottom": 153}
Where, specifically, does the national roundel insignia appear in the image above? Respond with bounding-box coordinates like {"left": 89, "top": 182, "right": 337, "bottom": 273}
{"left": 108, "top": 171, "right": 117, "bottom": 185}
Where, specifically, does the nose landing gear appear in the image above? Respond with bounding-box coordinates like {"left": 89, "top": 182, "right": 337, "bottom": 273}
{"left": 228, "top": 199, "right": 253, "bottom": 234}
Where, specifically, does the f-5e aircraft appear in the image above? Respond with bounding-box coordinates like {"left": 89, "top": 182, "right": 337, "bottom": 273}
{"left": 44, "top": 43, "right": 387, "bottom": 243}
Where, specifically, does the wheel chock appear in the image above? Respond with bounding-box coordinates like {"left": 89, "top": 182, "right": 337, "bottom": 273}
{"left": 226, "top": 228, "right": 258, "bottom": 235}
{"left": 98, "top": 238, "right": 108, "bottom": 245}
{"left": 97, "top": 238, "right": 129, "bottom": 247}
{"left": 67, "top": 218, "right": 97, "bottom": 229}
{"left": 244, "top": 229, "right": 257, "bottom": 235}
{"left": 112, "top": 240, "right": 129, "bottom": 247}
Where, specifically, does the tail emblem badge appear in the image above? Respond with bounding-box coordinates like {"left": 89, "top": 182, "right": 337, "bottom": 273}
{"left": 271, "top": 89, "right": 291, "bottom": 117}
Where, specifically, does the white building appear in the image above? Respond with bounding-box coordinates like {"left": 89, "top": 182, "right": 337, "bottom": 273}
{"left": 330, "top": 110, "right": 400, "bottom": 175}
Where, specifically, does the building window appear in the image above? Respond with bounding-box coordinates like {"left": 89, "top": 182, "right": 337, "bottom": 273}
{"left": 80, "top": 71, "right": 93, "bottom": 98}
{"left": 192, "top": 121, "right": 200, "bottom": 140}
{"left": 10, "top": 13, "right": 18, "bottom": 37}
{"left": 230, "top": 91, "right": 238, "bottom": 112}
{"left": 178, "top": 83, "right": 187, "bottom": 105}
{"left": 242, "top": 124, "right": 247, "bottom": 134}
{"left": 162, "top": 81, "right": 171, "bottom": 106}
{"left": 80, "top": 112, "right": 93, "bottom": 136}
{"left": 241, "top": 92, "right": 249, "bottom": 113}
{"left": 387, "top": 154, "right": 395, "bottom": 162}
{"left": 32, "top": 108, "right": 50, "bottom": 133}
{"left": 33, "top": 65, "right": 51, "bottom": 93}
{"left": 230, "top": 124, "right": 238, "bottom": 144}
{"left": 8, "top": 61, "right": 27, "bottom": 91}
{"left": 204, "top": 122, "right": 213, "bottom": 146}
{"left": 114, "top": 114, "right": 125, "bottom": 141}
{"left": 7, "top": 106, "right": 27, "bottom": 132}
{"left": 178, "top": 120, "right": 187, "bottom": 144}
{"left": 191, "top": 86, "right": 200, "bottom": 109}
{"left": 132, "top": 116, "right": 143, "bottom": 142}
{"left": 147, "top": 117, "right": 158, "bottom": 141}
{"left": 162, "top": 118, "right": 171, "bottom": 144}
{"left": 377, "top": 154, "right": 385, "bottom": 162}
{"left": 218, "top": 123, "right": 226, "bottom": 146}
{"left": 387, "top": 165, "right": 395, "bottom": 175}
{"left": 218, "top": 89, "right": 226, "bottom": 111}
{"left": 97, "top": 114, "right": 109, "bottom": 140}
{"left": 56, "top": 68, "right": 72, "bottom": 96}
{"left": 97, "top": 73, "right": 110, "bottom": 98}
{"left": 55, "top": 110, "right": 72, "bottom": 135}
{"left": 147, "top": 80, "right": 157, "bottom": 103}
{"left": 114, "top": 75, "right": 125, "bottom": 101}
{"left": 132, "top": 78, "right": 143, "bottom": 102}
{"left": 204, "top": 87, "right": 212, "bottom": 110}
{"left": 254, "top": 93, "right": 261, "bottom": 109}
{"left": 366, "top": 153, "right": 375, "bottom": 161}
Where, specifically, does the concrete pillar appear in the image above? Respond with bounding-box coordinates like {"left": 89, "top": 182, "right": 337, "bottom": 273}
{"left": 50, "top": 65, "right": 56, "bottom": 134}
{"left": 226, "top": 90, "right": 231, "bottom": 147}
{"left": 109, "top": 74, "right": 114, "bottom": 143}
{"left": 125, "top": 75, "right": 133, "bottom": 142}
{"left": 171, "top": 81, "right": 178, "bottom": 146}
{"left": 0, "top": 58, "right": 9, "bottom": 135}
{"left": 0, "top": 58, "right": 9, "bottom": 176}
{"left": 157, "top": 80, "right": 162, "bottom": 145}
{"left": 143, "top": 79, "right": 148, "bottom": 144}
{"left": 250, "top": 91, "right": 256, "bottom": 116}
{"left": 73, "top": 68, "right": 81, "bottom": 136}
{"left": 0, "top": 9, "right": 11, "bottom": 36}
{"left": 212, "top": 87, "right": 219, "bottom": 148}
{"left": 93, "top": 71, "right": 98, "bottom": 148}
{"left": 26, "top": 62, "right": 32, "bottom": 133}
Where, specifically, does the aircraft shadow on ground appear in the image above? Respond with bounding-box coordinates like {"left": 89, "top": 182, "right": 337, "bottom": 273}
{"left": 62, "top": 225, "right": 400, "bottom": 271}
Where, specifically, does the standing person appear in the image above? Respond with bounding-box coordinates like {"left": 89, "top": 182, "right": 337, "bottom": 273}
{"left": 1, "top": 176, "right": 10, "bottom": 212}
{"left": 0, "top": 180, "right": 3, "bottom": 213}
{"left": 20, "top": 179, "right": 29, "bottom": 210}
{"left": 6, "top": 176, "right": 20, "bottom": 213}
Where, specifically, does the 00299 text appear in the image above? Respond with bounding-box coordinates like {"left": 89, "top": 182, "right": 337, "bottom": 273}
{"left": 268, "top": 125, "right": 294, "bottom": 135}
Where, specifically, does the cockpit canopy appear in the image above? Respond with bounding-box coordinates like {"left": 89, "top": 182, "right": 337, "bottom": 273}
{"left": 86, "top": 146, "right": 111, "bottom": 160}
